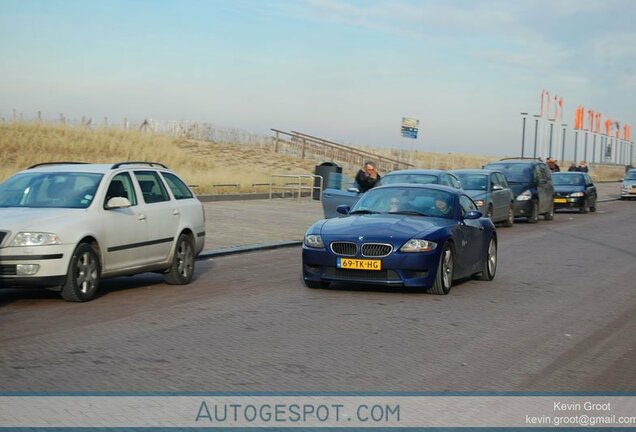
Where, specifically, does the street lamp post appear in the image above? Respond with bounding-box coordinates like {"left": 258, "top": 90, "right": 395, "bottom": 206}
{"left": 574, "top": 130, "right": 579, "bottom": 163}
{"left": 533, "top": 115, "right": 540, "bottom": 158}
{"left": 520, "top": 113, "right": 528, "bottom": 157}
{"left": 592, "top": 134, "right": 597, "bottom": 164}
{"left": 561, "top": 124, "right": 567, "bottom": 162}
{"left": 548, "top": 119, "right": 554, "bottom": 157}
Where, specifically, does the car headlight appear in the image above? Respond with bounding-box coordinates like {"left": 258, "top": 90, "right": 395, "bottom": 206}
{"left": 516, "top": 190, "right": 532, "bottom": 201}
{"left": 400, "top": 239, "right": 437, "bottom": 253}
{"left": 474, "top": 200, "right": 485, "bottom": 208}
{"left": 568, "top": 192, "right": 584, "bottom": 198}
{"left": 11, "top": 232, "right": 61, "bottom": 247}
{"left": 304, "top": 234, "right": 324, "bottom": 248}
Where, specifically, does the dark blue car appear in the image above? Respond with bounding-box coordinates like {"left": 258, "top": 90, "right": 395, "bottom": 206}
{"left": 303, "top": 184, "right": 497, "bottom": 294}
{"left": 320, "top": 169, "right": 462, "bottom": 218}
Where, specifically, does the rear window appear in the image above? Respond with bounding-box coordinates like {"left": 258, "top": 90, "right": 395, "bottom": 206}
{"left": 485, "top": 163, "right": 532, "bottom": 183}
{"left": 161, "top": 172, "right": 194, "bottom": 199}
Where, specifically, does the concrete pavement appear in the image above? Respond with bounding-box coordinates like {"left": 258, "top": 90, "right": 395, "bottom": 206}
{"left": 198, "top": 182, "right": 622, "bottom": 257}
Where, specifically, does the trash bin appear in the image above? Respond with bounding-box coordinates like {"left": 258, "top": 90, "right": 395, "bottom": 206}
{"left": 313, "top": 162, "right": 342, "bottom": 200}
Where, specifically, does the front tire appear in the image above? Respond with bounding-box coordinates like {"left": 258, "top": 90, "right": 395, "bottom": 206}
{"left": 165, "top": 233, "right": 195, "bottom": 285}
{"left": 528, "top": 200, "right": 539, "bottom": 223}
{"left": 543, "top": 202, "right": 554, "bottom": 220}
{"left": 61, "top": 243, "right": 101, "bottom": 302}
{"left": 502, "top": 206, "right": 514, "bottom": 227}
{"left": 428, "top": 242, "right": 454, "bottom": 295}
{"left": 476, "top": 237, "right": 497, "bottom": 281}
{"left": 486, "top": 205, "right": 494, "bottom": 220}
{"left": 580, "top": 198, "right": 589, "bottom": 214}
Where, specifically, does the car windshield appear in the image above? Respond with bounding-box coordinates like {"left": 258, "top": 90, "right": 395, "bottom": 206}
{"left": 625, "top": 172, "right": 636, "bottom": 180}
{"left": 453, "top": 173, "right": 488, "bottom": 191}
{"left": 350, "top": 187, "right": 455, "bottom": 219}
{"left": 379, "top": 173, "right": 438, "bottom": 185}
{"left": 0, "top": 172, "right": 103, "bottom": 209}
{"left": 552, "top": 174, "right": 584, "bottom": 186}
{"left": 485, "top": 163, "right": 531, "bottom": 183}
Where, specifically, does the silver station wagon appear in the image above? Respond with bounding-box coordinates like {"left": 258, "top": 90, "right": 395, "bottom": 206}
{"left": 0, "top": 162, "right": 206, "bottom": 301}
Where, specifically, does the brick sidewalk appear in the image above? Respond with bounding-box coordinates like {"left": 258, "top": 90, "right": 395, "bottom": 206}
{"left": 199, "top": 182, "right": 621, "bottom": 253}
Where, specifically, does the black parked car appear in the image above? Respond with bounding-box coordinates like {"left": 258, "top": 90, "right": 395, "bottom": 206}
{"left": 483, "top": 158, "right": 554, "bottom": 223}
{"left": 552, "top": 172, "right": 597, "bottom": 213}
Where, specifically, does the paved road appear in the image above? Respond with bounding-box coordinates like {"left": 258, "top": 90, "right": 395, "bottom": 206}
{"left": 1, "top": 196, "right": 634, "bottom": 392}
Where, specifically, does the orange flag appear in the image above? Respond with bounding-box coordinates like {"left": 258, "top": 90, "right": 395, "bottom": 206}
{"left": 604, "top": 119, "right": 612, "bottom": 136}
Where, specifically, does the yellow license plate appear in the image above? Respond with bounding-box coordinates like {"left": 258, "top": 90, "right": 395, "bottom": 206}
{"left": 337, "top": 258, "right": 381, "bottom": 270}
{"left": 554, "top": 198, "right": 567, "bottom": 203}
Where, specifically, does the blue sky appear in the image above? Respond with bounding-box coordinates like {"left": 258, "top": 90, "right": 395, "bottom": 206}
{"left": 1, "top": 0, "right": 635, "bottom": 157}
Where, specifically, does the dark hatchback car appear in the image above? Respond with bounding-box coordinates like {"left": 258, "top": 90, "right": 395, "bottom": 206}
{"left": 552, "top": 171, "right": 597, "bottom": 213}
{"left": 483, "top": 158, "right": 554, "bottom": 223}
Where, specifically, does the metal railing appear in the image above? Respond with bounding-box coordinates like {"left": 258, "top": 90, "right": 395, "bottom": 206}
{"left": 269, "top": 174, "right": 323, "bottom": 200}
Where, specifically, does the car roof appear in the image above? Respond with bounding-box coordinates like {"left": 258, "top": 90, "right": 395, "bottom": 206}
{"left": 373, "top": 183, "right": 462, "bottom": 195}
{"left": 552, "top": 171, "right": 584, "bottom": 175}
{"left": 487, "top": 158, "right": 542, "bottom": 165}
{"left": 22, "top": 162, "right": 170, "bottom": 174}
{"left": 384, "top": 169, "right": 447, "bottom": 176}
{"left": 449, "top": 169, "right": 499, "bottom": 175}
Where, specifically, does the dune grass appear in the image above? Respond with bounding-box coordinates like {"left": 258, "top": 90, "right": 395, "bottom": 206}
{"left": 0, "top": 122, "right": 626, "bottom": 194}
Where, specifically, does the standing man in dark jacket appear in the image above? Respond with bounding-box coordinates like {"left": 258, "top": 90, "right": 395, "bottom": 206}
{"left": 355, "top": 161, "right": 381, "bottom": 192}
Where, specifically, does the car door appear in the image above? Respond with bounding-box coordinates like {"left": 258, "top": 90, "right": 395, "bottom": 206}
{"left": 321, "top": 188, "right": 361, "bottom": 218}
{"left": 456, "top": 195, "right": 484, "bottom": 276}
{"left": 585, "top": 174, "right": 597, "bottom": 206}
{"left": 535, "top": 164, "right": 552, "bottom": 214}
{"left": 101, "top": 172, "right": 152, "bottom": 271}
{"left": 134, "top": 170, "right": 180, "bottom": 263}
{"left": 490, "top": 172, "right": 508, "bottom": 221}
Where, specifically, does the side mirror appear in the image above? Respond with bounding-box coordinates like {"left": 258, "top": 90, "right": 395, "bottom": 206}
{"left": 105, "top": 197, "right": 132, "bottom": 209}
{"left": 347, "top": 187, "right": 361, "bottom": 193}
{"left": 336, "top": 204, "right": 351, "bottom": 215}
{"left": 463, "top": 210, "right": 482, "bottom": 220}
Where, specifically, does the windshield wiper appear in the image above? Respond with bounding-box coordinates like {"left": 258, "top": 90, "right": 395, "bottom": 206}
{"left": 390, "top": 210, "right": 431, "bottom": 216}
{"left": 350, "top": 209, "right": 380, "bottom": 215}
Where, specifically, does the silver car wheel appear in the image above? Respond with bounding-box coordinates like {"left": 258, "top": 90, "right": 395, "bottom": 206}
{"left": 76, "top": 250, "right": 99, "bottom": 294}
{"left": 487, "top": 239, "right": 497, "bottom": 276}
{"left": 176, "top": 237, "right": 194, "bottom": 278}
{"left": 442, "top": 247, "right": 453, "bottom": 289}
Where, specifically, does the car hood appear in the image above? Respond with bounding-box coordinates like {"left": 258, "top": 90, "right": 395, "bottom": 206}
{"left": 0, "top": 208, "right": 87, "bottom": 232}
{"left": 507, "top": 183, "right": 530, "bottom": 197}
{"left": 622, "top": 180, "right": 636, "bottom": 187}
{"left": 319, "top": 214, "right": 452, "bottom": 240}
{"left": 554, "top": 185, "right": 584, "bottom": 194}
{"left": 463, "top": 190, "right": 488, "bottom": 201}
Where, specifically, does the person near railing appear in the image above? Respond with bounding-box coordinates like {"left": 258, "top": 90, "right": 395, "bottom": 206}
{"left": 355, "top": 161, "right": 381, "bottom": 192}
